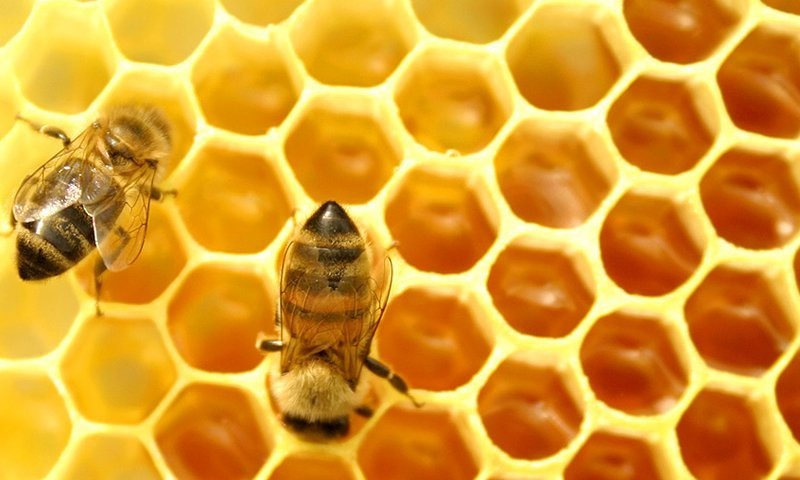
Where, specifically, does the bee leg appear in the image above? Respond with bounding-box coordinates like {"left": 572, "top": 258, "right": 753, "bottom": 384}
{"left": 364, "top": 356, "right": 423, "bottom": 408}
{"left": 149, "top": 187, "right": 177, "bottom": 201}
{"left": 256, "top": 333, "right": 283, "bottom": 352}
{"left": 15, "top": 115, "right": 72, "bottom": 147}
{"left": 354, "top": 406, "right": 374, "bottom": 418}
{"left": 93, "top": 257, "right": 107, "bottom": 317}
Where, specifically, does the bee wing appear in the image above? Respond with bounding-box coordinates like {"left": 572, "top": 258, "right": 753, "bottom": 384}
{"left": 13, "top": 128, "right": 96, "bottom": 223}
{"left": 92, "top": 164, "right": 156, "bottom": 271}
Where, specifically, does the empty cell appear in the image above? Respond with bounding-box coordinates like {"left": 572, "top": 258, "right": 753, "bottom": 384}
{"left": 358, "top": 406, "right": 479, "bottom": 480}
{"left": 104, "top": 0, "right": 214, "bottom": 65}
{"left": 507, "top": 4, "right": 622, "bottom": 111}
{"left": 192, "top": 27, "right": 299, "bottom": 135}
{"left": 410, "top": 0, "right": 528, "bottom": 43}
{"left": 607, "top": 76, "right": 715, "bottom": 175}
{"left": 623, "top": 0, "right": 741, "bottom": 64}
{"left": 0, "top": 0, "right": 32, "bottom": 46}
{"left": 700, "top": 148, "right": 800, "bottom": 250}
{"left": 12, "top": 1, "right": 115, "bottom": 113}
{"left": 487, "top": 239, "right": 594, "bottom": 338}
{"left": 0, "top": 371, "right": 71, "bottom": 479}
{"left": 564, "top": 431, "right": 665, "bottom": 480}
{"left": 155, "top": 383, "right": 272, "bottom": 480}
{"left": 385, "top": 167, "right": 497, "bottom": 274}
{"left": 270, "top": 453, "right": 356, "bottom": 480}
{"left": 60, "top": 433, "right": 159, "bottom": 479}
{"left": 290, "top": 0, "right": 415, "bottom": 86}
{"left": 220, "top": 0, "right": 303, "bottom": 25}
{"left": 394, "top": 47, "right": 512, "bottom": 154}
{"left": 478, "top": 354, "right": 583, "bottom": 460}
{"left": 376, "top": 286, "right": 493, "bottom": 391}
{"left": 494, "top": 120, "right": 615, "bottom": 228}
{"left": 178, "top": 145, "right": 291, "bottom": 254}
{"left": 284, "top": 97, "right": 401, "bottom": 203}
{"left": 580, "top": 311, "right": 688, "bottom": 415}
{"left": 777, "top": 350, "right": 800, "bottom": 441}
{"left": 167, "top": 264, "right": 273, "bottom": 373}
{"left": 762, "top": 0, "right": 800, "bottom": 14}
{"left": 717, "top": 26, "right": 800, "bottom": 138}
{"left": 600, "top": 192, "right": 704, "bottom": 296}
{"left": 685, "top": 264, "right": 795, "bottom": 376}
{"left": 677, "top": 389, "right": 773, "bottom": 479}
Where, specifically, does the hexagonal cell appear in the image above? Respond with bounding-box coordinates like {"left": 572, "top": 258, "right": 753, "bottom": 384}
{"left": 700, "top": 148, "right": 800, "bottom": 250}
{"left": 607, "top": 75, "right": 716, "bottom": 175}
{"left": 600, "top": 191, "right": 705, "bottom": 296}
{"left": 717, "top": 26, "right": 800, "bottom": 138}
{"left": 763, "top": 0, "right": 800, "bottom": 14}
{"left": 270, "top": 453, "right": 356, "bottom": 480}
{"left": 178, "top": 144, "right": 291, "bottom": 253}
{"left": 677, "top": 389, "right": 774, "bottom": 479}
{"left": 167, "top": 264, "right": 273, "bottom": 373}
{"left": 104, "top": 0, "right": 214, "bottom": 65}
{"left": 192, "top": 26, "right": 300, "bottom": 135}
{"left": 507, "top": 4, "right": 623, "bottom": 111}
{"left": 410, "top": 0, "right": 528, "bottom": 43}
{"left": 155, "top": 383, "right": 272, "bottom": 480}
{"left": 11, "top": 0, "right": 116, "bottom": 113}
{"left": 75, "top": 204, "right": 187, "bottom": 305}
{"left": 495, "top": 119, "right": 615, "bottom": 228}
{"left": 394, "top": 46, "right": 513, "bottom": 154}
{"left": 60, "top": 433, "right": 159, "bottom": 479}
{"left": 564, "top": 431, "right": 665, "bottom": 480}
{"left": 0, "top": 0, "right": 32, "bottom": 46}
{"left": 290, "top": 0, "right": 415, "bottom": 86}
{"left": 777, "top": 349, "right": 800, "bottom": 441}
{"left": 61, "top": 316, "right": 176, "bottom": 424}
{"left": 284, "top": 95, "right": 402, "bottom": 203}
{"left": 220, "top": 0, "right": 303, "bottom": 25}
{"left": 580, "top": 311, "right": 688, "bottom": 415}
{"left": 385, "top": 166, "right": 498, "bottom": 274}
{"left": 685, "top": 264, "right": 795, "bottom": 376}
{"left": 376, "top": 285, "right": 493, "bottom": 391}
{"left": 623, "top": 0, "right": 742, "bottom": 64}
{"left": 478, "top": 354, "right": 584, "bottom": 460}
{"left": 487, "top": 238, "right": 594, "bottom": 338}
{"left": 358, "top": 406, "right": 479, "bottom": 480}
{"left": 0, "top": 371, "right": 71, "bottom": 479}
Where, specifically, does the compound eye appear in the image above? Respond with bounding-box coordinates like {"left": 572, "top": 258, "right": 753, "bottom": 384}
{"left": 105, "top": 132, "right": 134, "bottom": 164}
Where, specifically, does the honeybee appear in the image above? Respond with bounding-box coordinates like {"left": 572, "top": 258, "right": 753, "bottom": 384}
{"left": 10, "top": 105, "right": 173, "bottom": 312}
{"left": 258, "top": 201, "right": 421, "bottom": 440}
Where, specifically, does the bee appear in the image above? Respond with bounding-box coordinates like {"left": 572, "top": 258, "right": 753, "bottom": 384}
{"left": 258, "top": 201, "right": 421, "bottom": 440}
{"left": 10, "top": 105, "right": 173, "bottom": 312}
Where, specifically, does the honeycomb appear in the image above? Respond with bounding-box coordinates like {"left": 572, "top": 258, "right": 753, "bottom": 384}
{"left": 2, "top": 0, "right": 800, "bottom": 478}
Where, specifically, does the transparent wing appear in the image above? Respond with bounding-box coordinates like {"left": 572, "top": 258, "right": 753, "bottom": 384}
{"left": 92, "top": 164, "right": 156, "bottom": 271}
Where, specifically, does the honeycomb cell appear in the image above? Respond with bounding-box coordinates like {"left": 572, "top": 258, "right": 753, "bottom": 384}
{"left": 777, "top": 349, "right": 800, "bottom": 441}
{"left": 358, "top": 406, "right": 479, "bottom": 480}
{"left": 507, "top": 4, "right": 622, "bottom": 111}
{"left": 684, "top": 264, "right": 794, "bottom": 376}
{"left": 762, "top": 0, "right": 800, "bottom": 14}
{"left": 677, "top": 389, "right": 773, "bottom": 479}
{"left": 0, "top": 0, "right": 31, "bottom": 46}
{"left": 796, "top": 248, "right": 800, "bottom": 291}
{"left": 600, "top": 192, "right": 705, "bottom": 296}
{"left": 220, "top": 0, "right": 303, "bottom": 25}
{"left": 623, "top": 0, "right": 741, "bottom": 64}
{"left": 60, "top": 433, "right": 159, "bottom": 480}
{"left": 487, "top": 238, "right": 594, "bottom": 338}
{"left": 394, "top": 46, "right": 512, "bottom": 154}
{"left": 410, "top": 0, "right": 527, "bottom": 43}
{"left": 177, "top": 144, "right": 292, "bottom": 253}
{"left": 607, "top": 76, "right": 715, "bottom": 175}
{"left": 385, "top": 166, "right": 497, "bottom": 274}
{"left": 717, "top": 26, "right": 800, "bottom": 138}
{"left": 564, "top": 431, "right": 665, "bottom": 480}
{"left": 495, "top": 119, "right": 615, "bottom": 227}
{"left": 290, "top": 0, "right": 415, "bottom": 86}
{"left": 155, "top": 383, "right": 272, "bottom": 480}
{"left": 167, "top": 264, "right": 273, "bottom": 373}
{"left": 75, "top": 205, "right": 187, "bottom": 305}
{"left": 284, "top": 96, "right": 401, "bottom": 203}
{"left": 104, "top": 0, "right": 214, "bottom": 65}
{"left": 580, "top": 311, "right": 688, "bottom": 415}
{"left": 700, "top": 148, "right": 800, "bottom": 250}
{"left": 61, "top": 316, "right": 176, "bottom": 424}
{"left": 0, "top": 371, "right": 71, "bottom": 479}
{"left": 269, "top": 453, "right": 356, "bottom": 480}
{"left": 12, "top": 0, "right": 115, "bottom": 113}
{"left": 376, "top": 285, "right": 493, "bottom": 391}
{"left": 478, "top": 354, "right": 584, "bottom": 460}
{"left": 192, "top": 26, "right": 300, "bottom": 135}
